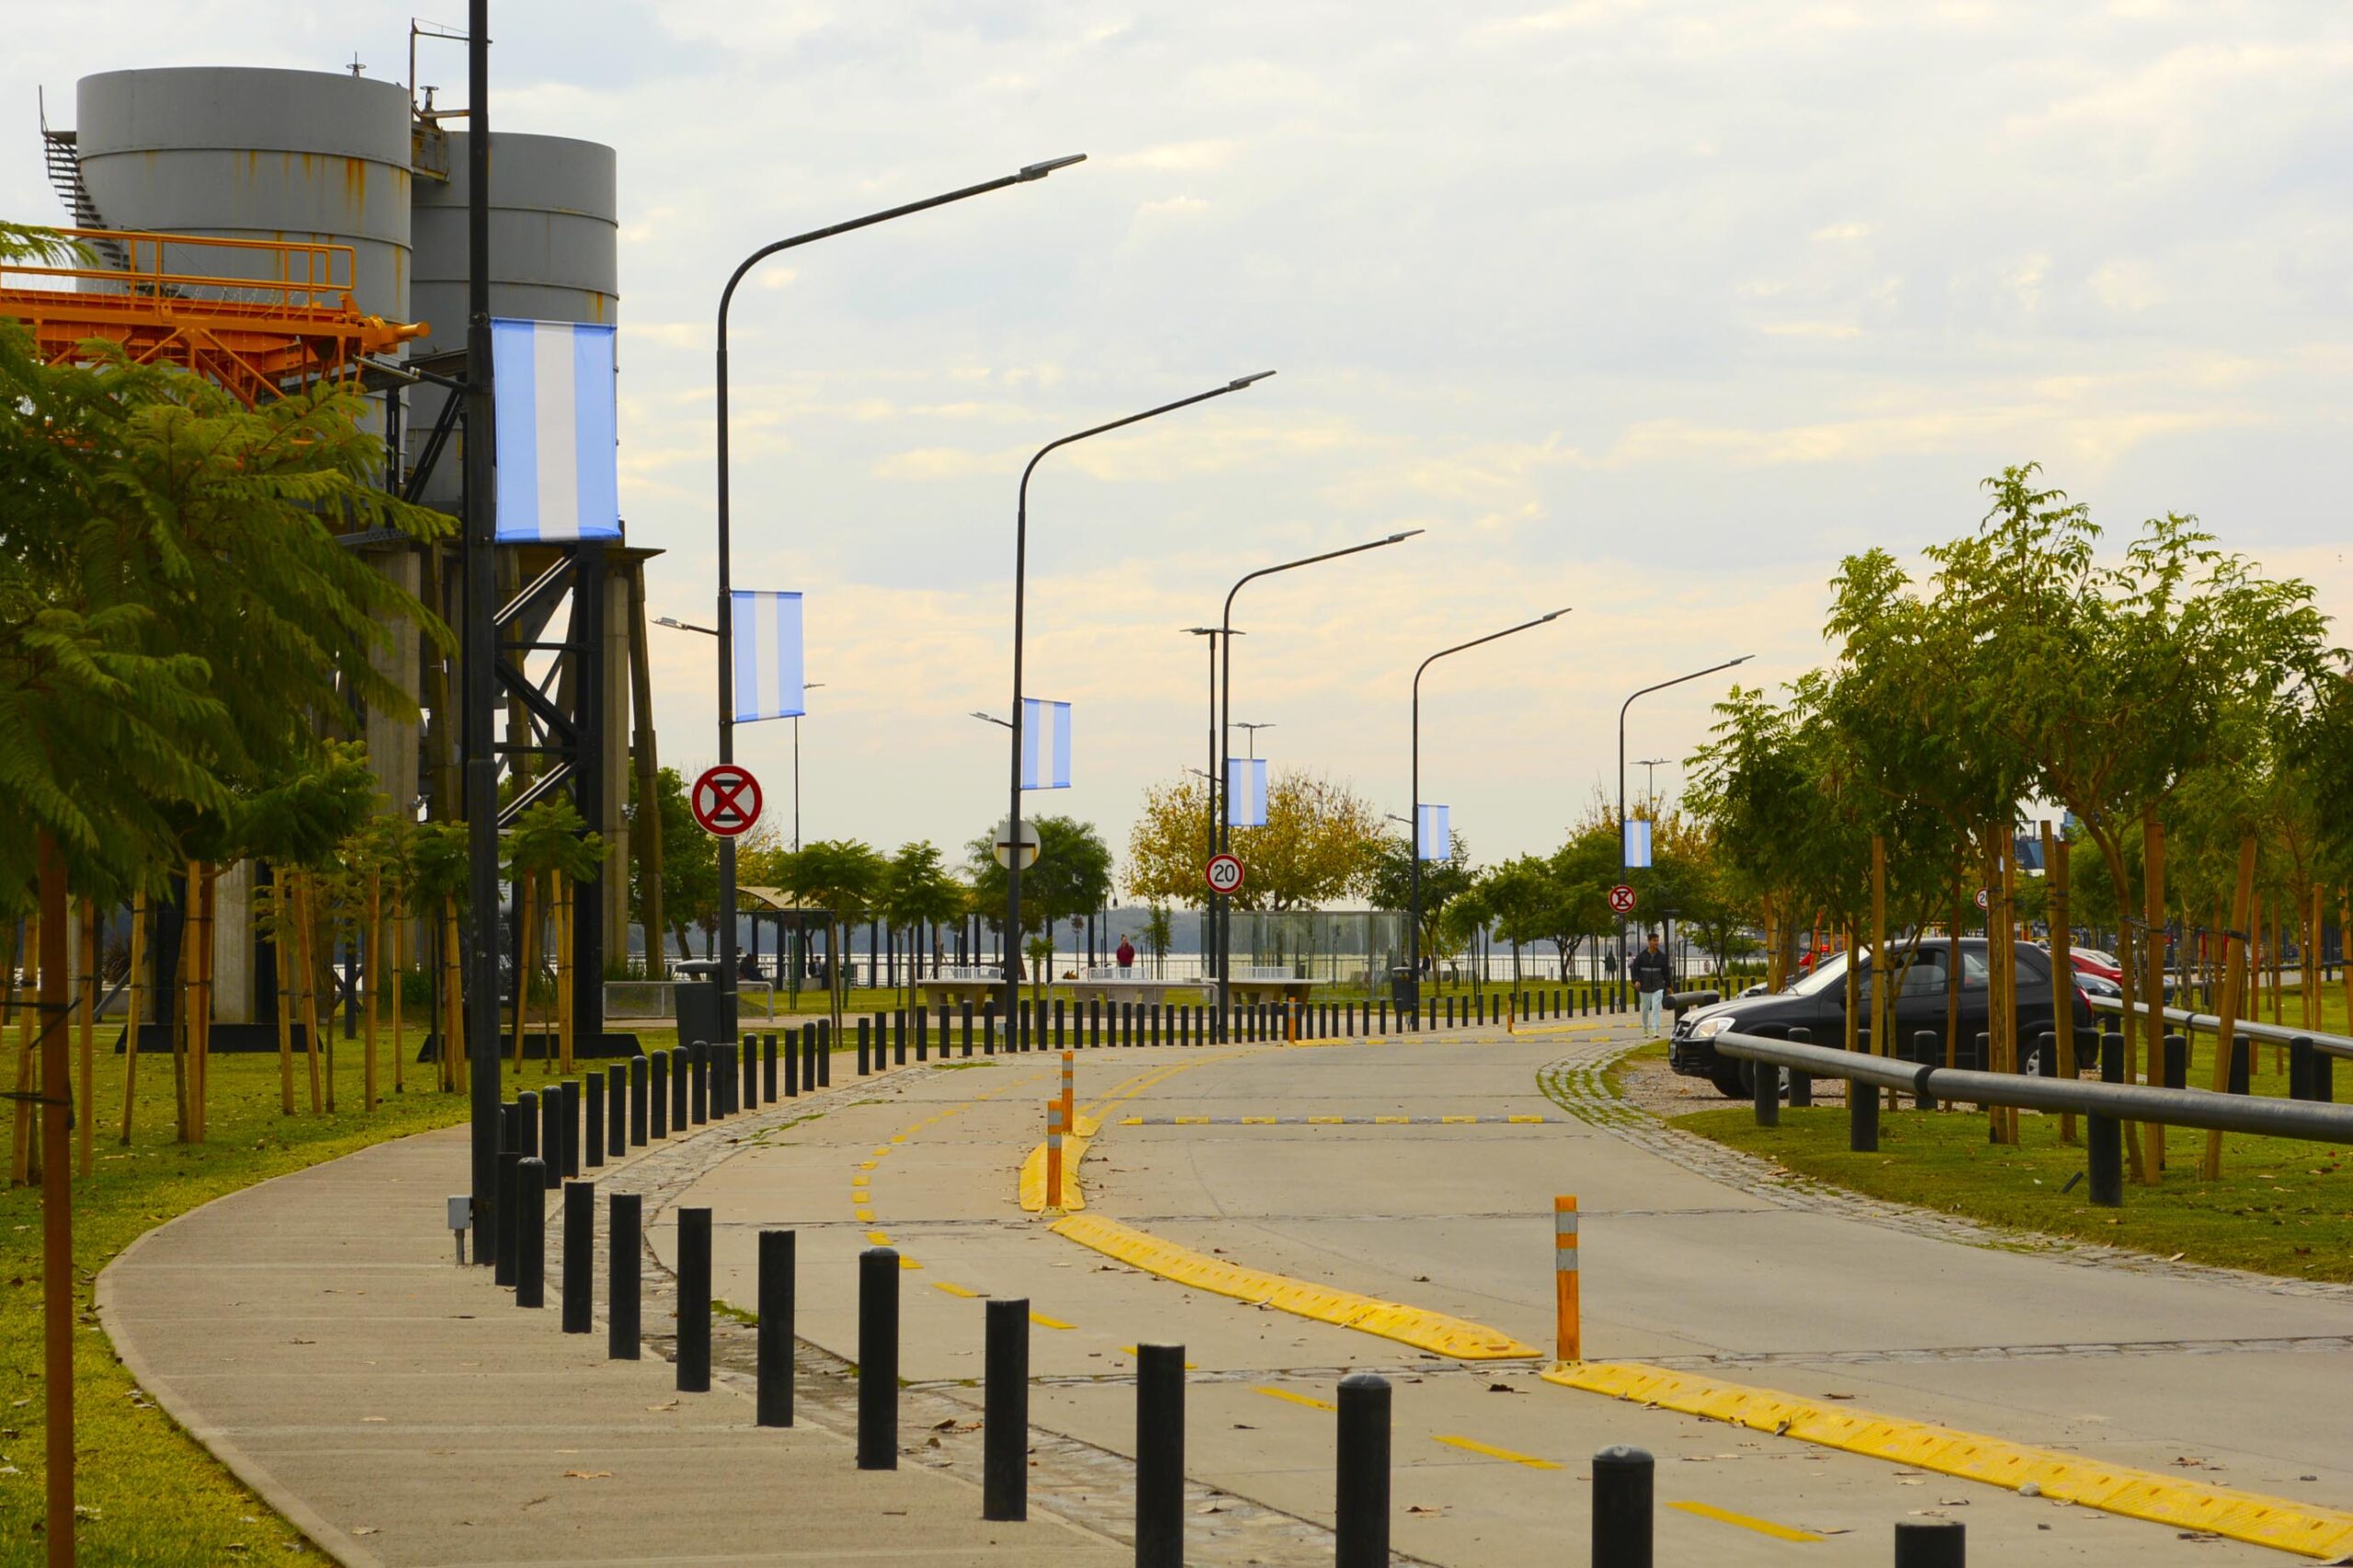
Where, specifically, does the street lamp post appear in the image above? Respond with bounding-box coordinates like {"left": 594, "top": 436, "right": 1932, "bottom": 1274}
{"left": 713, "top": 154, "right": 1085, "bottom": 1045}
{"left": 1616, "top": 655, "right": 1753, "bottom": 1006}
{"left": 1004, "top": 375, "right": 1275, "bottom": 1047}
{"left": 1406, "top": 610, "right": 1569, "bottom": 1017}
{"left": 1233, "top": 721, "right": 1274, "bottom": 758}
{"left": 1211, "top": 532, "right": 1421, "bottom": 1034}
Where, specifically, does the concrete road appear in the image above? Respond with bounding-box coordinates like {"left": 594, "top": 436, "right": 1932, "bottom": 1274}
{"left": 675, "top": 1027, "right": 2353, "bottom": 1565}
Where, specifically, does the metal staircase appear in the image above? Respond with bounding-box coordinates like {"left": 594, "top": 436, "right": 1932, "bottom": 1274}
{"left": 38, "top": 89, "right": 128, "bottom": 271}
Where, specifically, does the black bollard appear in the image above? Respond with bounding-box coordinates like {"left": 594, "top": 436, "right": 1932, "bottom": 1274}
{"left": 1751, "top": 1054, "right": 1779, "bottom": 1125}
{"left": 515, "top": 1158, "right": 547, "bottom": 1308}
{"left": 585, "top": 1073, "right": 605, "bottom": 1167}
{"left": 785, "top": 1024, "right": 801, "bottom": 1096}
{"left": 918, "top": 1005, "right": 931, "bottom": 1062}
{"left": 983, "top": 1297, "right": 1029, "bottom": 1521}
{"left": 537, "top": 1090, "right": 561, "bottom": 1187}
{"left": 608, "top": 1190, "right": 642, "bottom": 1359}
{"left": 1135, "top": 1343, "right": 1187, "bottom": 1568}
{"left": 1894, "top": 1518, "right": 1966, "bottom": 1567}
{"left": 2314, "top": 1041, "right": 2335, "bottom": 1103}
{"left": 494, "top": 1147, "right": 522, "bottom": 1286}
{"left": 961, "top": 1001, "right": 975, "bottom": 1057}
{"left": 2290, "top": 1036, "right": 2313, "bottom": 1101}
{"left": 1914, "top": 1030, "right": 1941, "bottom": 1110}
{"left": 982, "top": 1003, "right": 996, "bottom": 1055}
{"left": 2088, "top": 1030, "right": 2124, "bottom": 1208}
{"left": 2228, "top": 1033, "right": 2252, "bottom": 1096}
{"left": 1334, "top": 1372, "right": 1391, "bottom": 1568}
{"left": 562, "top": 1079, "right": 582, "bottom": 1176}
{"left": 757, "top": 1229, "right": 794, "bottom": 1427}
{"left": 894, "top": 1008, "right": 907, "bottom": 1066}
{"left": 819, "top": 1018, "right": 833, "bottom": 1085}
{"left": 688, "top": 1040, "right": 708, "bottom": 1125}
{"left": 649, "top": 1051, "right": 670, "bottom": 1139}
{"left": 2162, "top": 1031, "right": 2187, "bottom": 1091}
{"left": 745, "top": 1036, "right": 759, "bottom": 1108}
{"left": 858, "top": 1247, "right": 900, "bottom": 1470}
{"left": 1849, "top": 1040, "right": 1880, "bottom": 1153}
{"left": 670, "top": 1043, "right": 688, "bottom": 1128}
{"left": 803, "top": 1022, "right": 820, "bottom": 1090}
{"left": 676, "top": 1207, "right": 711, "bottom": 1392}
{"left": 608, "top": 1062, "right": 627, "bottom": 1153}
{"left": 630, "top": 1054, "right": 649, "bottom": 1146}
{"left": 1592, "top": 1444, "right": 1654, "bottom": 1568}
{"left": 764, "top": 1032, "right": 778, "bottom": 1101}
{"left": 857, "top": 1016, "right": 870, "bottom": 1075}
{"left": 562, "top": 1181, "right": 594, "bottom": 1333}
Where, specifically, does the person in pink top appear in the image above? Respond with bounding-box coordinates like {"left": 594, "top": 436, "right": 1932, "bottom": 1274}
{"left": 1115, "top": 935, "right": 1136, "bottom": 974}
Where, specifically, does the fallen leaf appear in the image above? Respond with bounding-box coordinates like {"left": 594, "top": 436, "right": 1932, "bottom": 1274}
{"left": 352, "top": 1527, "right": 381, "bottom": 1536}
{"left": 563, "top": 1470, "right": 614, "bottom": 1480}
{"left": 1405, "top": 1504, "right": 1447, "bottom": 1516}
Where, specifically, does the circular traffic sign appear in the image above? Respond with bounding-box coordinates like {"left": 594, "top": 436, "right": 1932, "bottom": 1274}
{"left": 1204, "top": 853, "right": 1245, "bottom": 895}
{"left": 690, "top": 764, "right": 763, "bottom": 837}
{"left": 1608, "top": 883, "right": 1637, "bottom": 915}
{"left": 993, "top": 817, "right": 1042, "bottom": 869}
{"left": 1974, "top": 887, "right": 1991, "bottom": 911}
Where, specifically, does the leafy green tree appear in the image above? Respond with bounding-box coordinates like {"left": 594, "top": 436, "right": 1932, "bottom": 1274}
{"left": 1362, "top": 829, "right": 1474, "bottom": 966}
{"left": 878, "top": 840, "right": 965, "bottom": 1000}
{"left": 967, "top": 815, "right": 1113, "bottom": 994}
{"left": 632, "top": 766, "right": 717, "bottom": 961}
{"left": 1127, "top": 769, "right": 1379, "bottom": 911}
{"left": 778, "top": 838, "right": 885, "bottom": 1037}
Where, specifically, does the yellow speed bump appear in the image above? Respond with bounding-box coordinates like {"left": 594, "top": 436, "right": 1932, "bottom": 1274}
{"left": 1546, "top": 1361, "right": 2353, "bottom": 1561}
{"left": 1051, "top": 1211, "right": 1540, "bottom": 1361}
{"left": 1017, "top": 1113, "right": 1097, "bottom": 1212}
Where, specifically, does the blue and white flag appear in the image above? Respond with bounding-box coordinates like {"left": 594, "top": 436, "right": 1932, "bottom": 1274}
{"left": 1623, "top": 818, "right": 1652, "bottom": 869}
{"left": 1226, "top": 757, "right": 1267, "bottom": 828}
{"left": 492, "top": 318, "right": 621, "bottom": 543}
{"left": 730, "top": 590, "right": 804, "bottom": 723}
{"left": 1020, "top": 699, "right": 1072, "bottom": 790}
{"left": 1416, "top": 803, "right": 1450, "bottom": 862}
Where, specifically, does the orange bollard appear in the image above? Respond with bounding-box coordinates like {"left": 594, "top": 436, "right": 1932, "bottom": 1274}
{"left": 1553, "top": 1195, "right": 1580, "bottom": 1363}
{"left": 1044, "top": 1100, "right": 1065, "bottom": 1213}
{"left": 1060, "top": 1051, "right": 1075, "bottom": 1133}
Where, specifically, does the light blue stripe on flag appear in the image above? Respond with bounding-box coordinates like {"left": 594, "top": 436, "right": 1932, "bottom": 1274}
{"left": 730, "top": 591, "right": 804, "bottom": 722}
{"left": 492, "top": 318, "right": 621, "bottom": 543}
{"left": 1020, "top": 699, "right": 1071, "bottom": 790}
{"left": 1227, "top": 757, "right": 1267, "bottom": 827}
{"left": 1623, "top": 818, "right": 1652, "bottom": 869}
{"left": 1416, "top": 803, "right": 1450, "bottom": 862}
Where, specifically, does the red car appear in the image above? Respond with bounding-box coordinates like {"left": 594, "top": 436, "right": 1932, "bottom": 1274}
{"left": 2065, "top": 948, "right": 2122, "bottom": 984}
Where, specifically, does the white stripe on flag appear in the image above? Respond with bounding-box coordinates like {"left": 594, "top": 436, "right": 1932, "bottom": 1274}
{"left": 1020, "top": 699, "right": 1071, "bottom": 790}
{"left": 730, "top": 590, "right": 804, "bottom": 722}
{"left": 1417, "top": 803, "right": 1450, "bottom": 861}
{"left": 1227, "top": 757, "right": 1267, "bottom": 826}
{"left": 532, "top": 324, "right": 579, "bottom": 540}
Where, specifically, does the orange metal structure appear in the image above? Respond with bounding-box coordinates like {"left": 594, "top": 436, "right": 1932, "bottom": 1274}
{"left": 0, "top": 226, "right": 424, "bottom": 405}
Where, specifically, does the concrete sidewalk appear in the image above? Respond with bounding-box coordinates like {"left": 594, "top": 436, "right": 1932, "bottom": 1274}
{"left": 97, "top": 1098, "right": 1128, "bottom": 1566}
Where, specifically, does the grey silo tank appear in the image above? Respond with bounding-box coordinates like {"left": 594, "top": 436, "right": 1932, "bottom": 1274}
{"left": 74, "top": 66, "right": 413, "bottom": 323}
{"left": 408, "top": 131, "right": 618, "bottom": 510}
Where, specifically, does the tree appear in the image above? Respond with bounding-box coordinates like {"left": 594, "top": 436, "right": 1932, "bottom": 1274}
{"left": 967, "top": 815, "right": 1113, "bottom": 994}
{"left": 504, "top": 797, "right": 605, "bottom": 1072}
{"left": 777, "top": 838, "right": 884, "bottom": 1039}
{"left": 877, "top": 841, "right": 965, "bottom": 1000}
{"left": 634, "top": 766, "right": 717, "bottom": 960}
{"left": 1362, "top": 828, "right": 1474, "bottom": 966}
{"left": 1126, "top": 768, "right": 1380, "bottom": 911}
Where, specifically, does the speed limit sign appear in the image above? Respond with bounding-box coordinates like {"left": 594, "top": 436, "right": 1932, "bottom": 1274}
{"left": 1608, "top": 883, "right": 1637, "bottom": 915}
{"left": 1204, "top": 853, "right": 1245, "bottom": 895}
{"left": 1974, "top": 887, "right": 1990, "bottom": 911}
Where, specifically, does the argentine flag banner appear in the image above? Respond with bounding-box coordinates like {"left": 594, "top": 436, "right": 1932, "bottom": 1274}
{"left": 730, "top": 591, "right": 805, "bottom": 723}
{"left": 1226, "top": 757, "right": 1267, "bottom": 827}
{"left": 1416, "top": 803, "right": 1450, "bottom": 861}
{"left": 1020, "top": 699, "right": 1072, "bottom": 790}
{"left": 491, "top": 318, "right": 621, "bottom": 543}
{"left": 1623, "top": 817, "right": 1653, "bottom": 869}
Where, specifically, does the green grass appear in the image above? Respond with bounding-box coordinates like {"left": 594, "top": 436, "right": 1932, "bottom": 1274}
{"left": 1666, "top": 1013, "right": 2353, "bottom": 1283}
{"left": 0, "top": 1028, "right": 576, "bottom": 1565}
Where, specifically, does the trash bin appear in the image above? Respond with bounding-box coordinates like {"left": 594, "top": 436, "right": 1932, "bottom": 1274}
{"left": 1390, "top": 966, "right": 1417, "bottom": 1014}
{"left": 675, "top": 979, "right": 733, "bottom": 1049}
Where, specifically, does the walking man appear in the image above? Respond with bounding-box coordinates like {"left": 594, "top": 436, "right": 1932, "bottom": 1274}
{"left": 1631, "top": 931, "right": 1672, "bottom": 1035}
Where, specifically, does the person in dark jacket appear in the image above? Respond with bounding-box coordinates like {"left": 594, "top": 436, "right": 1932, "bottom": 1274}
{"left": 1631, "top": 933, "right": 1673, "bottom": 1034}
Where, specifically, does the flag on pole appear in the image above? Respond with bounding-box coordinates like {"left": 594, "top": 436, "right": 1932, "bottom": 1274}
{"left": 1226, "top": 757, "right": 1267, "bottom": 827}
{"left": 730, "top": 590, "right": 804, "bottom": 722}
{"left": 1020, "top": 699, "right": 1072, "bottom": 790}
{"left": 1623, "top": 818, "right": 1652, "bottom": 869}
{"left": 1416, "top": 803, "right": 1450, "bottom": 861}
{"left": 491, "top": 318, "right": 620, "bottom": 542}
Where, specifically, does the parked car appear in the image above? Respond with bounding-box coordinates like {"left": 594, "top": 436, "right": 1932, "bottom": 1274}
{"left": 2064, "top": 947, "right": 2122, "bottom": 984}
{"left": 1668, "top": 938, "right": 2096, "bottom": 1098}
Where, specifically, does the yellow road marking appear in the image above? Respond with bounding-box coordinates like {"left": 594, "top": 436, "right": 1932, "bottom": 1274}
{"left": 870, "top": 1146, "right": 891, "bottom": 1157}
{"left": 1309, "top": 1116, "right": 1344, "bottom": 1125}
{"left": 1051, "top": 1211, "right": 1539, "bottom": 1361}
{"left": 1029, "top": 1312, "right": 1074, "bottom": 1330}
{"left": 1120, "top": 1346, "right": 1199, "bottom": 1368}
{"left": 1432, "top": 1434, "right": 1561, "bottom": 1470}
{"left": 1547, "top": 1362, "right": 2353, "bottom": 1560}
{"left": 858, "top": 1160, "right": 877, "bottom": 1170}
{"left": 1255, "top": 1387, "right": 1336, "bottom": 1412}
{"left": 1440, "top": 1115, "right": 1476, "bottom": 1124}
{"left": 898, "top": 1256, "right": 922, "bottom": 1270}
{"left": 1506, "top": 1114, "right": 1546, "bottom": 1124}
{"left": 864, "top": 1231, "right": 890, "bottom": 1245}
{"left": 1373, "top": 1115, "right": 1409, "bottom": 1124}
{"left": 1667, "top": 1501, "right": 1824, "bottom": 1542}
{"left": 853, "top": 1209, "right": 873, "bottom": 1222}
{"left": 932, "top": 1281, "right": 980, "bottom": 1298}
{"left": 1241, "top": 1115, "right": 1277, "bottom": 1124}
{"left": 1023, "top": 1052, "right": 1252, "bottom": 1213}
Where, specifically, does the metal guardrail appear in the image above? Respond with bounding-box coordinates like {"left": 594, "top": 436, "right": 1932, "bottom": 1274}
{"left": 2085, "top": 993, "right": 2353, "bottom": 1062}
{"left": 1712, "top": 1029, "right": 2353, "bottom": 1144}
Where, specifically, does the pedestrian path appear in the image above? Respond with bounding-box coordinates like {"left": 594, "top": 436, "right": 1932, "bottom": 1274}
{"left": 97, "top": 1113, "right": 1125, "bottom": 1566}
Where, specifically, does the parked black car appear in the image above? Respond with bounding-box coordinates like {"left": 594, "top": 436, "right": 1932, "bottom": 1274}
{"left": 1668, "top": 938, "right": 2096, "bottom": 1097}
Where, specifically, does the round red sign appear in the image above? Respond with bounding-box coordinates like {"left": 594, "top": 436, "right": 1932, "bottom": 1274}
{"left": 691, "top": 764, "right": 763, "bottom": 838}
{"left": 1204, "top": 853, "right": 1245, "bottom": 895}
{"left": 1608, "top": 883, "right": 1637, "bottom": 915}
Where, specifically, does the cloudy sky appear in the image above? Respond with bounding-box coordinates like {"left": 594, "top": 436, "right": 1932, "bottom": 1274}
{"left": 10, "top": 3, "right": 2351, "bottom": 883}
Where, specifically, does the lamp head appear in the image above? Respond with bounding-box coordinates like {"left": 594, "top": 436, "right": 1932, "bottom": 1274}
{"left": 1540, "top": 607, "right": 1572, "bottom": 621}
{"left": 1730, "top": 653, "right": 1756, "bottom": 665}
{"left": 1385, "top": 528, "right": 1427, "bottom": 543}
{"left": 1019, "top": 153, "right": 1087, "bottom": 180}
{"left": 1227, "top": 370, "right": 1277, "bottom": 390}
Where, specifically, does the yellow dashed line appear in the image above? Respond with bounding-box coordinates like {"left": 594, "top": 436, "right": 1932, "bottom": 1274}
{"left": 1373, "top": 1115, "right": 1409, "bottom": 1124}
{"left": 1547, "top": 1362, "right": 2353, "bottom": 1560}
{"left": 1432, "top": 1434, "right": 1561, "bottom": 1470}
{"left": 1440, "top": 1115, "right": 1476, "bottom": 1124}
{"left": 1309, "top": 1116, "right": 1344, "bottom": 1125}
{"left": 1667, "top": 1501, "right": 1824, "bottom": 1542}
{"left": 1506, "top": 1114, "right": 1546, "bottom": 1124}
{"left": 932, "top": 1281, "right": 980, "bottom": 1299}
{"left": 1029, "top": 1312, "right": 1074, "bottom": 1330}
{"left": 1241, "top": 1116, "right": 1277, "bottom": 1125}
{"left": 898, "top": 1256, "right": 921, "bottom": 1271}
{"left": 1051, "top": 1211, "right": 1539, "bottom": 1361}
{"left": 864, "top": 1231, "right": 891, "bottom": 1245}
{"left": 1256, "top": 1387, "right": 1336, "bottom": 1412}
{"left": 853, "top": 1209, "right": 873, "bottom": 1222}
